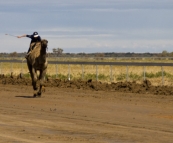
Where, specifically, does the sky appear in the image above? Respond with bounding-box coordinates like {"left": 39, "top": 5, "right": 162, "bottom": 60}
{"left": 0, "top": 0, "right": 173, "bottom": 53}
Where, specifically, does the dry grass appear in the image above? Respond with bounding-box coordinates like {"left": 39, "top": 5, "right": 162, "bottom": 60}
{"left": 1, "top": 58, "right": 173, "bottom": 86}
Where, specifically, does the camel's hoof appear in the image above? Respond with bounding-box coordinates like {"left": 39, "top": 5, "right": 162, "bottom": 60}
{"left": 33, "top": 94, "right": 41, "bottom": 98}
{"left": 33, "top": 90, "right": 38, "bottom": 98}
{"left": 33, "top": 94, "right": 37, "bottom": 98}
{"left": 37, "top": 92, "right": 42, "bottom": 97}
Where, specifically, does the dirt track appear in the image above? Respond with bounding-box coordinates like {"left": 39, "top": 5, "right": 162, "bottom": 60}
{"left": 0, "top": 77, "right": 173, "bottom": 142}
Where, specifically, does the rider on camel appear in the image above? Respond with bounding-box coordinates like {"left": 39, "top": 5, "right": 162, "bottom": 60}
{"left": 17, "top": 32, "right": 41, "bottom": 58}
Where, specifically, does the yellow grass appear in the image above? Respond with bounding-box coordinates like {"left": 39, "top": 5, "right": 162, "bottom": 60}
{"left": 1, "top": 58, "right": 173, "bottom": 86}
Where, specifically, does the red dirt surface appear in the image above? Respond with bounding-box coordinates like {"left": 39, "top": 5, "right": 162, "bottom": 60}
{"left": 0, "top": 75, "right": 173, "bottom": 142}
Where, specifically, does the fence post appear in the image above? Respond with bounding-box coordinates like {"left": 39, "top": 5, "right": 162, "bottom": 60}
{"left": 0, "top": 62, "right": 2, "bottom": 74}
{"left": 110, "top": 65, "right": 112, "bottom": 82}
{"left": 161, "top": 66, "right": 164, "bottom": 86}
{"left": 82, "top": 64, "right": 84, "bottom": 79}
{"left": 68, "top": 64, "right": 71, "bottom": 80}
{"left": 143, "top": 66, "right": 146, "bottom": 81}
{"left": 96, "top": 65, "right": 98, "bottom": 81}
{"left": 21, "top": 60, "right": 23, "bottom": 74}
{"left": 56, "top": 64, "right": 58, "bottom": 78}
{"left": 0, "top": 62, "right": 1, "bottom": 74}
{"left": 126, "top": 65, "right": 128, "bottom": 82}
{"left": 10, "top": 62, "right": 13, "bottom": 73}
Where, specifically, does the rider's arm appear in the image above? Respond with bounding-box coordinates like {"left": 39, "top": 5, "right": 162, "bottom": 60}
{"left": 17, "top": 35, "right": 33, "bottom": 38}
{"left": 17, "top": 35, "right": 27, "bottom": 38}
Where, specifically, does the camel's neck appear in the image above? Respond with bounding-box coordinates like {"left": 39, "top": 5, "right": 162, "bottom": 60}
{"left": 40, "top": 47, "right": 47, "bottom": 60}
{"left": 41, "top": 48, "right": 46, "bottom": 55}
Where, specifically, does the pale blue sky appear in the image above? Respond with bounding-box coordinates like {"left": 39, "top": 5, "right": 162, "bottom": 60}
{"left": 0, "top": 0, "right": 173, "bottom": 53}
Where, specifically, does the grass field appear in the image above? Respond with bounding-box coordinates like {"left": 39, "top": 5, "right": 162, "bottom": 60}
{"left": 1, "top": 57, "right": 173, "bottom": 86}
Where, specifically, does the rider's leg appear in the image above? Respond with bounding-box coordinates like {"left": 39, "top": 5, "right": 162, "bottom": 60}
{"left": 25, "top": 47, "right": 31, "bottom": 59}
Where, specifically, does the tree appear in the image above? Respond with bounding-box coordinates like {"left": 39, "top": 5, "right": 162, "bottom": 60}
{"left": 9, "top": 52, "right": 18, "bottom": 57}
{"left": 95, "top": 53, "right": 105, "bottom": 60}
{"left": 52, "top": 48, "right": 63, "bottom": 56}
{"left": 95, "top": 53, "right": 105, "bottom": 57}
{"left": 169, "top": 52, "right": 173, "bottom": 57}
{"left": 161, "top": 50, "right": 168, "bottom": 57}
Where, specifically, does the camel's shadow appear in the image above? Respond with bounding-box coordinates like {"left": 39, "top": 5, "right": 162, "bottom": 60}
{"left": 15, "top": 95, "right": 35, "bottom": 98}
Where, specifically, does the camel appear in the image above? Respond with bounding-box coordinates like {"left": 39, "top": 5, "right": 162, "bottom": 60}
{"left": 26, "top": 39, "right": 48, "bottom": 97}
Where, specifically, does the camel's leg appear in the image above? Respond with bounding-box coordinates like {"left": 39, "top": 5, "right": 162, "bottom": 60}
{"left": 37, "top": 68, "right": 47, "bottom": 96}
{"left": 31, "top": 68, "right": 38, "bottom": 97}
{"left": 32, "top": 68, "right": 37, "bottom": 90}
{"left": 27, "top": 63, "right": 37, "bottom": 97}
{"left": 27, "top": 63, "right": 36, "bottom": 91}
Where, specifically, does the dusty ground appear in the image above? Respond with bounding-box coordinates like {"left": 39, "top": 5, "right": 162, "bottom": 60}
{"left": 0, "top": 77, "right": 173, "bottom": 142}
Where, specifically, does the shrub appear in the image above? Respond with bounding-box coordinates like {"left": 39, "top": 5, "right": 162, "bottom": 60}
{"left": 116, "top": 73, "right": 126, "bottom": 81}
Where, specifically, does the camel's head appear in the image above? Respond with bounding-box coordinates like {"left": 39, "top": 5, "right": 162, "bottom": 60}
{"left": 41, "top": 39, "right": 48, "bottom": 49}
